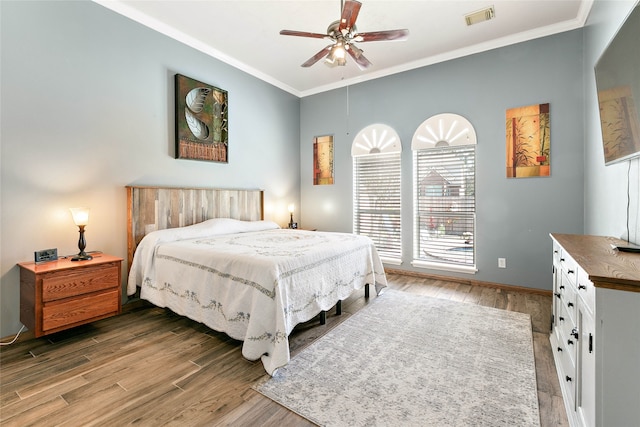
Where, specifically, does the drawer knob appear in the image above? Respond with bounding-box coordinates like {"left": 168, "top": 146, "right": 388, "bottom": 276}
{"left": 566, "top": 375, "right": 572, "bottom": 382}
{"left": 559, "top": 285, "right": 565, "bottom": 290}
{"left": 554, "top": 293, "right": 561, "bottom": 299}
{"left": 559, "top": 316, "right": 565, "bottom": 322}
{"left": 560, "top": 258, "right": 565, "bottom": 262}
{"left": 557, "top": 347, "right": 563, "bottom": 352}
{"left": 571, "top": 327, "right": 579, "bottom": 340}
{"left": 567, "top": 302, "right": 574, "bottom": 308}
{"left": 578, "top": 284, "right": 586, "bottom": 290}
{"left": 567, "top": 339, "right": 574, "bottom": 345}
{"left": 568, "top": 269, "right": 575, "bottom": 274}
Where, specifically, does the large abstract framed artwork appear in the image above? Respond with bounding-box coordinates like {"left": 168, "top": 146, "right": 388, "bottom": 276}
{"left": 506, "top": 103, "right": 550, "bottom": 178}
{"left": 313, "top": 135, "right": 334, "bottom": 185}
{"left": 175, "top": 74, "right": 228, "bottom": 162}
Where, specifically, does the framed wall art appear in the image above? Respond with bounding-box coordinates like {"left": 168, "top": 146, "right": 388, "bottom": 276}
{"left": 175, "top": 74, "right": 228, "bottom": 162}
{"left": 506, "top": 103, "right": 550, "bottom": 178}
{"left": 313, "top": 135, "right": 334, "bottom": 185}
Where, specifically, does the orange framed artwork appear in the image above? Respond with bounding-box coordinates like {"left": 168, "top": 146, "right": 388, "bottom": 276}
{"left": 506, "top": 103, "right": 550, "bottom": 178}
{"left": 313, "top": 135, "right": 334, "bottom": 185}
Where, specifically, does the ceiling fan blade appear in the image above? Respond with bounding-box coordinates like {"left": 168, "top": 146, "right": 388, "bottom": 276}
{"left": 280, "top": 30, "right": 328, "bottom": 39}
{"left": 355, "top": 29, "right": 410, "bottom": 42}
{"left": 339, "top": 0, "right": 362, "bottom": 32}
{"left": 301, "top": 45, "right": 333, "bottom": 67}
{"left": 346, "top": 44, "right": 372, "bottom": 70}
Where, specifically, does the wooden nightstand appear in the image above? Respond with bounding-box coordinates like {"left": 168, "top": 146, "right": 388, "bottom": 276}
{"left": 18, "top": 254, "right": 123, "bottom": 337}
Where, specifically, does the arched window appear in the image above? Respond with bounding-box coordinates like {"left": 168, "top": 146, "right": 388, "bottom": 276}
{"left": 412, "top": 114, "right": 477, "bottom": 273}
{"left": 352, "top": 124, "right": 402, "bottom": 264}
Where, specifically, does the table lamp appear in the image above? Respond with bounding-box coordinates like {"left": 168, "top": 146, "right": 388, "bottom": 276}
{"left": 288, "top": 204, "right": 295, "bottom": 229}
{"left": 70, "top": 207, "right": 92, "bottom": 261}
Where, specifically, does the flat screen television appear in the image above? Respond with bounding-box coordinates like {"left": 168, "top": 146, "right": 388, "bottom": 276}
{"left": 594, "top": 4, "right": 640, "bottom": 165}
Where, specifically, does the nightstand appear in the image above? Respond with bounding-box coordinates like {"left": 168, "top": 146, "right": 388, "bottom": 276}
{"left": 19, "top": 254, "right": 123, "bottom": 337}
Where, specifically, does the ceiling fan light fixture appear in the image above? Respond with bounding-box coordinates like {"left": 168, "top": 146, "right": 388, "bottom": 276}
{"left": 325, "top": 44, "right": 347, "bottom": 66}
{"left": 464, "top": 6, "right": 495, "bottom": 26}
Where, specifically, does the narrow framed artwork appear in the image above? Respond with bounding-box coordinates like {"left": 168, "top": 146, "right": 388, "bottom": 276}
{"left": 175, "top": 74, "right": 228, "bottom": 162}
{"left": 506, "top": 103, "right": 550, "bottom": 178}
{"left": 597, "top": 86, "right": 640, "bottom": 164}
{"left": 313, "top": 135, "right": 334, "bottom": 185}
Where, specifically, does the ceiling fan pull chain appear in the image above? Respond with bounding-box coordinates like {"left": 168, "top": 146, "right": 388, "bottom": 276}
{"left": 346, "top": 84, "right": 350, "bottom": 136}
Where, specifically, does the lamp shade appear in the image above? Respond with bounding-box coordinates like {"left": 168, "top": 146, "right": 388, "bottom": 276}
{"left": 288, "top": 204, "right": 295, "bottom": 213}
{"left": 69, "top": 207, "right": 90, "bottom": 226}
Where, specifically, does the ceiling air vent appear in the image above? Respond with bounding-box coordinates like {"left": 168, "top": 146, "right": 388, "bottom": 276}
{"left": 465, "top": 6, "right": 495, "bottom": 26}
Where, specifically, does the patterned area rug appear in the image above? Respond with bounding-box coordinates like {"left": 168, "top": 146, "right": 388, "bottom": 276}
{"left": 254, "top": 289, "right": 540, "bottom": 426}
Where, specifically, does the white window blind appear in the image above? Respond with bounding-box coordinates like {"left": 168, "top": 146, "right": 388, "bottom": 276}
{"left": 354, "top": 152, "right": 402, "bottom": 262}
{"left": 414, "top": 145, "right": 476, "bottom": 268}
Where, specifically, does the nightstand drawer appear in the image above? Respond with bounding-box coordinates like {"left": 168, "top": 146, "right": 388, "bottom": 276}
{"left": 42, "top": 289, "right": 120, "bottom": 331}
{"left": 42, "top": 263, "right": 119, "bottom": 302}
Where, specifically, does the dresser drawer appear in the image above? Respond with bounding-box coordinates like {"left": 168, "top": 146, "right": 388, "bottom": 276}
{"left": 42, "top": 263, "right": 120, "bottom": 302}
{"left": 560, "top": 273, "right": 578, "bottom": 324}
{"left": 554, "top": 299, "right": 568, "bottom": 335}
{"left": 576, "top": 269, "right": 595, "bottom": 314}
{"left": 42, "top": 289, "right": 120, "bottom": 332}
{"left": 559, "top": 339, "right": 577, "bottom": 408}
{"left": 559, "top": 253, "right": 578, "bottom": 287}
{"left": 553, "top": 240, "right": 562, "bottom": 265}
{"left": 560, "top": 317, "right": 578, "bottom": 366}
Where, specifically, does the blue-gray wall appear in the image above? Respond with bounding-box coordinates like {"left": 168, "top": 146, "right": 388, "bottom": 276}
{"left": 301, "top": 29, "right": 586, "bottom": 291}
{"left": 0, "top": 0, "right": 300, "bottom": 338}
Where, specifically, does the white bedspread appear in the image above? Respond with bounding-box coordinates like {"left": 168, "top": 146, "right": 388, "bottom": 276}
{"left": 127, "top": 219, "right": 387, "bottom": 374}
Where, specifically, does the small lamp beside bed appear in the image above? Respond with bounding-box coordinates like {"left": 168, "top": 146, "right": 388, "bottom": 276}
{"left": 69, "top": 207, "right": 92, "bottom": 261}
{"left": 288, "top": 204, "right": 297, "bottom": 229}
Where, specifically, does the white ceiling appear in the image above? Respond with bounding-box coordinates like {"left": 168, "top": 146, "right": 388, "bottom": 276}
{"left": 94, "top": 0, "right": 594, "bottom": 97}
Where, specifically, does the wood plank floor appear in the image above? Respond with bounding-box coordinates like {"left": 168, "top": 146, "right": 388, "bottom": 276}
{"left": 1, "top": 273, "right": 568, "bottom": 426}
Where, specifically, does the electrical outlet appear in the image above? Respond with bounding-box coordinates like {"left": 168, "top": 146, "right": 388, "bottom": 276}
{"left": 498, "top": 258, "right": 506, "bottom": 268}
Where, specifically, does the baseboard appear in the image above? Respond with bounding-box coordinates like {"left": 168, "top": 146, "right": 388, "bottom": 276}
{"left": 384, "top": 267, "right": 552, "bottom": 297}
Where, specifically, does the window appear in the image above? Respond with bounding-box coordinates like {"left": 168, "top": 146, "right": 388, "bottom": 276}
{"left": 412, "top": 114, "right": 477, "bottom": 273}
{"left": 352, "top": 124, "right": 402, "bottom": 264}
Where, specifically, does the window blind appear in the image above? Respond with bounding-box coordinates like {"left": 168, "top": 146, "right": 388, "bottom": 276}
{"left": 414, "top": 145, "right": 475, "bottom": 267}
{"left": 353, "top": 152, "right": 402, "bottom": 262}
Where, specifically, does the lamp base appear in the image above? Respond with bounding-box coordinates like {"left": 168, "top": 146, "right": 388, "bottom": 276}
{"left": 71, "top": 253, "right": 93, "bottom": 261}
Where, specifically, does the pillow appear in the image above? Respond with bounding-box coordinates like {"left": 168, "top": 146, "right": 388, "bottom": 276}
{"left": 140, "top": 218, "right": 279, "bottom": 246}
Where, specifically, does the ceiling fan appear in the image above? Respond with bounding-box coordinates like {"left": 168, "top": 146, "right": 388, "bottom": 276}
{"left": 279, "top": 0, "right": 409, "bottom": 70}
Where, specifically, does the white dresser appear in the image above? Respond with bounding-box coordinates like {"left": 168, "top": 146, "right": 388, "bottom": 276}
{"left": 550, "top": 234, "right": 640, "bottom": 427}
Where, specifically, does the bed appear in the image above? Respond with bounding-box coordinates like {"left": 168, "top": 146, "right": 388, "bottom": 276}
{"left": 126, "top": 186, "right": 387, "bottom": 374}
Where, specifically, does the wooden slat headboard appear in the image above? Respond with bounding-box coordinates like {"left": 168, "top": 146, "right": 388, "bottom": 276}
{"left": 126, "top": 186, "right": 264, "bottom": 268}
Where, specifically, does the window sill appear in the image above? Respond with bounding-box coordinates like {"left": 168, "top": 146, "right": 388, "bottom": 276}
{"left": 381, "top": 257, "right": 402, "bottom": 266}
{"left": 411, "top": 260, "right": 477, "bottom": 274}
